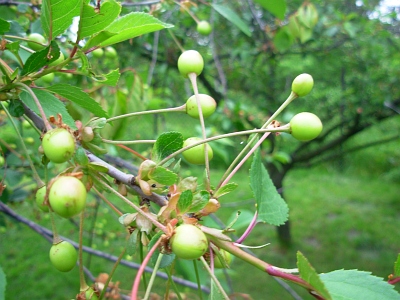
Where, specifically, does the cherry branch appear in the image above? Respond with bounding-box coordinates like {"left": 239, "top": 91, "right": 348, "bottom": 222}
{"left": 0, "top": 201, "right": 210, "bottom": 293}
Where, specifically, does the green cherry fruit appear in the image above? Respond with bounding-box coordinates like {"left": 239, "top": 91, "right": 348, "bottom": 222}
{"left": 197, "top": 20, "right": 212, "bottom": 35}
{"left": 214, "top": 249, "right": 232, "bottom": 269}
{"left": 49, "top": 241, "right": 77, "bottom": 272}
{"left": 41, "top": 73, "right": 55, "bottom": 83}
{"left": 291, "top": 73, "right": 314, "bottom": 97}
{"left": 49, "top": 176, "right": 87, "bottom": 218}
{"left": 182, "top": 137, "right": 213, "bottom": 165}
{"left": 49, "top": 52, "right": 65, "bottom": 67}
{"left": 42, "top": 128, "right": 75, "bottom": 163}
{"left": 290, "top": 112, "right": 323, "bottom": 141}
{"left": 27, "top": 33, "right": 46, "bottom": 51}
{"left": 177, "top": 50, "right": 204, "bottom": 78}
{"left": 92, "top": 48, "right": 104, "bottom": 58}
{"left": 35, "top": 186, "right": 49, "bottom": 212}
{"left": 186, "top": 94, "right": 216, "bottom": 119}
{"left": 171, "top": 224, "right": 208, "bottom": 260}
{"left": 0, "top": 156, "right": 4, "bottom": 167}
{"left": 105, "top": 46, "right": 117, "bottom": 59}
{"left": 84, "top": 287, "right": 99, "bottom": 300}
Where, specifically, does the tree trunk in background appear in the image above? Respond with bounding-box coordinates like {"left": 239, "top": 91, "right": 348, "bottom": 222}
{"left": 268, "top": 163, "right": 292, "bottom": 248}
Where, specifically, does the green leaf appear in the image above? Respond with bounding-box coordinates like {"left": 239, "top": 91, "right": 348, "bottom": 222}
{"left": 211, "top": 4, "right": 251, "bottom": 37}
{"left": 84, "top": 12, "right": 173, "bottom": 49}
{"left": 88, "top": 162, "right": 109, "bottom": 173}
{"left": 213, "top": 182, "right": 238, "bottom": 198}
{"left": 41, "top": 0, "right": 81, "bottom": 38}
{"left": 74, "top": 147, "right": 89, "bottom": 166}
{"left": 149, "top": 231, "right": 175, "bottom": 269}
{"left": 253, "top": 0, "right": 286, "bottom": 19}
{"left": 188, "top": 190, "right": 210, "bottom": 213}
{"left": 8, "top": 100, "right": 24, "bottom": 117}
{"left": 126, "top": 231, "right": 138, "bottom": 256}
{"left": 92, "top": 69, "right": 120, "bottom": 86}
{"left": 250, "top": 149, "right": 288, "bottom": 226}
{"left": 0, "top": 265, "right": 6, "bottom": 300}
{"left": 152, "top": 131, "right": 183, "bottom": 163}
{"left": 78, "top": 0, "right": 121, "bottom": 39}
{"left": 20, "top": 89, "right": 76, "bottom": 129}
{"left": 148, "top": 166, "right": 177, "bottom": 185}
{"left": 20, "top": 41, "right": 59, "bottom": 76}
{"left": 297, "top": 252, "right": 332, "bottom": 300}
{"left": 208, "top": 280, "right": 225, "bottom": 300}
{"left": 394, "top": 254, "right": 400, "bottom": 277}
{"left": 320, "top": 269, "right": 400, "bottom": 300}
{"left": 46, "top": 84, "right": 108, "bottom": 118}
{"left": 177, "top": 190, "right": 193, "bottom": 213}
{"left": 0, "top": 18, "right": 10, "bottom": 35}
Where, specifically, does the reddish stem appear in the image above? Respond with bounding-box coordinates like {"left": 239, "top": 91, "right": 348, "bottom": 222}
{"left": 388, "top": 277, "right": 400, "bottom": 285}
{"left": 130, "top": 238, "right": 162, "bottom": 300}
{"left": 235, "top": 211, "right": 258, "bottom": 244}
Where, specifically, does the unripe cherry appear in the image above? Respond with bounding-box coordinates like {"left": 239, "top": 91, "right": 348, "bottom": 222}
{"left": 49, "top": 241, "right": 77, "bottom": 272}
{"left": 49, "top": 176, "right": 87, "bottom": 218}
{"left": 186, "top": 94, "right": 216, "bottom": 119}
{"left": 41, "top": 128, "right": 75, "bottom": 163}
{"left": 290, "top": 112, "right": 322, "bottom": 141}
{"left": 182, "top": 137, "right": 213, "bottom": 165}
{"left": 291, "top": 73, "right": 314, "bottom": 97}
{"left": 197, "top": 20, "right": 212, "bottom": 35}
{"left": 27, "top": 33, "right": 46, "bottom": 51}
{"left": 213, "top": 249, "right": 233, "bottom": 268}
{"left": 35, "top": 186, "right": 49, "bottom": 212}
{"left": 177, "top": 50, "right": 204, "bottom": 78}
{"left": 170, "top": 224, "right": 208, "bottom": 260}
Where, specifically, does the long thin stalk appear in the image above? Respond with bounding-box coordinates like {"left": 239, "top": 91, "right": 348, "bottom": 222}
{"left": 99, "top": 247, "right": 126, "bottom": 300}
{"left": 199, "top": 256, "right": 230, "bottom": 300}
{"left": 106, "top": 105, "right": 186, "bottom": 123}
{"left": 143, "top": 253, "right": 164, "bottom": 300}
{"left": 130, "top": 238, "right": 162, "bottom": 300}
{"left": 79, "top": 211, "right": 89, "bottom": 292}
{"left": 0, "top": 102, "right": 44, "bottom": 186}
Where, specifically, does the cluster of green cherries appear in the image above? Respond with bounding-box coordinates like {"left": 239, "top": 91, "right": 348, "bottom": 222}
{"left": 33, "top": 47, "right": 321, "bottom": 283}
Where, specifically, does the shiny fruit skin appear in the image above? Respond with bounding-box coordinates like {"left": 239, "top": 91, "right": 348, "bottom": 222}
{"left": 171, "top": 224, "right": 208, "bottom": 260}
{"left": 186, "top": 94, "right": 216, "bottom": 119}
{"left": 35, "top": 186, "right": 49, "bottom": 212}
{"left": 105, "top": 47, "right": 117, "bottom": 59}
{"left": 197, "top": 20, "right": 212, "bottom": 35}
{"left": 177, "top": 50, "right": 204, "bottom": 78}
{"left": 92, "top": 48, "right": 104, "bottom": 58}
{"left": 49, "top": 52, "right": 65, "bottom": 67}
{"left": 41, "top": 73, "right": 55, "bottom": 83}
{"left": 182, "top": 137, "right": 213, "bottom": 165}
{"left": 27, "top": 33, "right": 46, "bottom": 51}
{"left": 290, "top": 112, "right": 322, "bottom": 141}
{"left": 42, "top": 128, "right": 75, "bottom": 163}
{"left": 291, "top": 73, "right": 314, "bottom": 97}
{"left": 49, "top": 176, "right": 87, "bottom": 218}
{"left": 49, "top": 241, "right": 77, "bottom": 272}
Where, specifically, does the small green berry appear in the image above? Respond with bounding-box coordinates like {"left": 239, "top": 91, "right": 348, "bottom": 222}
{"left": 292, "top": 73, "right": 314, "bottom": 97}
{"left": 182, "top": 137, "right": 213, "bottom": 165}
{"left": 92, "top": 48, "right": 104, "bottom": 58}
{"left": 197, "top": 20, "right": 212, "bottom": 35}
{"left": 49, "top": 241, "right": 77, "bottom": 272}
{"left": 186, "top": 94, "right": 216, "bottom": 119}
{"left": 35, "top": 186, "right": 49, "bottom": 212}
{"left": 42, "top": 128, "right": 75, "bottom": 163}
{"left": 49, "top": 52, "right": 65, "bottom": 67}
{"left": 27, "top": 33, "right": 46, "bottom": 51}
{"left": 178, "top": 50, "right": 204, "bottom": 78}
{"left": 171, "top": 224, "right": 208, "bottom": 260}
{"left": 290, "top": 112, "right": 322, "bottom": 141}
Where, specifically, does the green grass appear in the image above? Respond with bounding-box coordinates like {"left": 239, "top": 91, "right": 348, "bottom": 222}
{"left": 1, "top": 164, "right": 399, "bottom": 299}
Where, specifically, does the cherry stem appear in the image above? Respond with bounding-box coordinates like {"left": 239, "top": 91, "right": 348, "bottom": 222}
{"left": 106, "top": 105, "right": 186, "bottom": 123}
{"left": 78, "top": 210, "right": 89, "bottom": 291}
{"left": 102, "top": 138, "right": 156, "bottom": 145}
{"left": 199, "top": 256, "right": 230, "bottom": 300}
{"left": 388, "top": 277, "right": 400, "bottom": 285}
{"left": 143, "top": 253, "right": 164, "bottom": 300}
{"left": 157, "top": 126, "right": 289, "bottom": 166}
{"left": 0, "top": 102, "right": 44, "bottom": 186}
{"left": 235, "top": 211, "right": 258, "bottom": 244}
{"left": 14, "top": 82, "right": 52, "bottom": 131}
{"left": 175, "top": 0, "right": 200, "bottom": 23}
{"left": 131, "top": 237, "right": 162, "bottom": 300}
{"left": 96, "top": 176, "right": 167, "bottom": 233}
{"left": 167, "top": 29, "right": 185, "bottom": 53}
{"left": 216, "top": 92, "right": 297, "bottom": 190}
{"left": 188, "top": 72, "right": 211, "bottom": 191}
{"left": 99, "top": 246, "right": 126, "bottom": 300}
{"left": 208, "top": 236, "right": 317, "bottom": 293}
{"left": 193, "top": 259, "right": 204, "bottom": 300}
